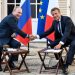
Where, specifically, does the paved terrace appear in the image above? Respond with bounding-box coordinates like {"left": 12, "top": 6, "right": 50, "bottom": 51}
{"left": 0, "top": 42, "right": 75, "bottom": 75}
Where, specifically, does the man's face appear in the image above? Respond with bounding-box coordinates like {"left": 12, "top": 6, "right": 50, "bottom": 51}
{"left": 51, "top": 10, "right": 61, "bottom": 21}
{"left": 14, "top": 8, "right": 22, "bottom": 19}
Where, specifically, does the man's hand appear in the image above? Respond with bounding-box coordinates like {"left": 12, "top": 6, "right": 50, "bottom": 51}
{"left": 54, "top": 43, "right": 62, "bottom": 49}
{"left": 29, "top": 35, "right": 37, "bottom": 40}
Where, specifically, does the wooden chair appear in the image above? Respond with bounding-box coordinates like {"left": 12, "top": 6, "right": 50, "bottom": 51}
{"left": 47, "top": 39, "right": 68, "bottom": 63}
{"left": 38, "top": 48, "right": 65, "bottom": 75}
{"left": 1, "top": 45, "right": 29, "bottom": 75}
{"left": 38, "top": 39, "right": 68, "bottom": 75}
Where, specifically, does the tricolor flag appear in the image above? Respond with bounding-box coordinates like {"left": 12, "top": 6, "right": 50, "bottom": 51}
{"left": 16, "top": 0, "right": 32, "bottom": 45}
{"left": 37, "top": 0, "right": 59, "bottom": 41}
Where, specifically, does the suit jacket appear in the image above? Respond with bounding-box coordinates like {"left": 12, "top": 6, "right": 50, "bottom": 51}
{"left": 0, "top": 14, "right": 27, "bottom": 46}
{"left": 39, "top": 16, "right": 75, "bottom": 44}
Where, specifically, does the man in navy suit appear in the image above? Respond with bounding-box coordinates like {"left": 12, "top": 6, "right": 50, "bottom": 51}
{"left": 0, "top": 7, "right": 34, "bottom": 71}
{"left": 34, "top": 7, "right": 75, "bottom": 74}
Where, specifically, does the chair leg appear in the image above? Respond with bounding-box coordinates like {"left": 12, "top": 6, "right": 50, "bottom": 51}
{"left": 18, "top": 52, "right": 29, "bottom": 73}
{"left": 63, "top": 48, "right": 68, "bottom": 64}
{"left": 4, "top": 56, "right": 12, "bottom": 75}
{"left": 2, "top": 51, "right": 12, "bottom": 75}
{"left": 20, "top": 54, "right": 30, "bottom": 73}
{"left": 56, "top": 50, "right": 63, "bottom": 75}
{"left": 38, "top": 52, "right": 47, "bottom": 73}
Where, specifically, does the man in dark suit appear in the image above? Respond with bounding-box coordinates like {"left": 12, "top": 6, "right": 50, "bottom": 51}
{"left": 35, "top": 7, "right": 75, "bottom": 74}
{"left": 0, "top": 7, "right": 34, "bottom": 71}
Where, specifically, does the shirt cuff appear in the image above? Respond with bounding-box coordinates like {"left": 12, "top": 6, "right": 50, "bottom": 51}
{"left": 26, "top": 34, "right": 29, "bottom": 38}
{"left": 59, "top": 41, "right": 64, "bottom": 45}
{"left": 36, "top": 35, "right": 40, "bottom": 39}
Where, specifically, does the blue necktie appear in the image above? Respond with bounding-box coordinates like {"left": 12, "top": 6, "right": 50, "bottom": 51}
{"left": 57, "top": 21, "right": 63, "bottom": 36}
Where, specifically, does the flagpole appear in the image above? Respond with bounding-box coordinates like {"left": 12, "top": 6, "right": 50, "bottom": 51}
{"left": 28, "top": 42, "right": 30, "bottom": 52}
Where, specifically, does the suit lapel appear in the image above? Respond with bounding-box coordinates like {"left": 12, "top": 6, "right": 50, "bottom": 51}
{"left": 61, "top": 16, "right": 65, "bottom": 34}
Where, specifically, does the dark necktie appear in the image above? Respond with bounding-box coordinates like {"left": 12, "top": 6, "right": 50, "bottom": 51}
{"left": 57, "top": 21, "right": 63, "bottom": 36}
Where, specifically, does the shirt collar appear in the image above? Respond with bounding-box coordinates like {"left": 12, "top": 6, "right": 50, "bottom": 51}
{"left": 59, "top": 16, "right": 61, "bottom": 22}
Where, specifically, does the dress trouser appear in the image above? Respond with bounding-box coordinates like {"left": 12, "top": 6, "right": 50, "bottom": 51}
{"left": 0, "top": 46, "right": 3, "bottom": 66}
{"left": 66, "top": 39, "right": 75, "bottom": 66}
{"left": 0, "top": 38, "right": 21, "bottom": 67}
{"left": 8, "top": 39, "right": 21, "bottom": 61}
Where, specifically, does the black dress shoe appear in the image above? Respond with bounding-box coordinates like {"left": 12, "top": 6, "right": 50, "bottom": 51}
{"left": 9, "top": 62, "right": 17, "bottom": 69}
{"left": 0, "top": 65, "right": 2, "bottom": 71}
{"left": 62, "top": 65, "right": 68, "bottom": 75}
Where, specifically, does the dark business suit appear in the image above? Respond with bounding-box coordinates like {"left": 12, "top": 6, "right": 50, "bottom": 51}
{"left": 39, "top": 15, "right": 75, "bottom": 65}
{"left": 0, "top": 14, "right": 27, "bottom": 62}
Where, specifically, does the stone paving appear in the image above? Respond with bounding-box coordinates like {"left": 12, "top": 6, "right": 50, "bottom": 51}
{"left": 0, "top": 42, "right": 75, "bottom": 75}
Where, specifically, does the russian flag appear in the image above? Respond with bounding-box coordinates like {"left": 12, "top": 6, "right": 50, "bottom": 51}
{"left": 16, "top": 0, "right": 32, "bottom": 45}
{"left": 37, "top": 0, "right": 59, "bottom": 41}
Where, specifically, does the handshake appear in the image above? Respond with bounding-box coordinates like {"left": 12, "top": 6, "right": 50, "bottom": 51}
{"left": 28, "top": 35, "right": 38, "bottom": 40}
{"left": 11, "top": 33, "right": 38, "bottom": 40}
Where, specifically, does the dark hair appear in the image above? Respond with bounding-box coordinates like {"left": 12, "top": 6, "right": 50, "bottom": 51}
{"left": 51, "top": 7, "right": 60, "bottom": 13}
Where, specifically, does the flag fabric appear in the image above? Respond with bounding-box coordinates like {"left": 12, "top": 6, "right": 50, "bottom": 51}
{"left": 37, "top": 0, "right": 59, "bottom": 41}
{"left": 16, "top": 0, "right": 32, "bottom": 45}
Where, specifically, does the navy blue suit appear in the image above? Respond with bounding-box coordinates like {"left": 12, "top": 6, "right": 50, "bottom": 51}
{"left": 0, "top": 14, "right": 27, "bottom": 46}
{"left": 0, "top": 14, "right": 27, "bottom": 62}
{"left": 39, "top": 16, "right": 75, "bottom": 65}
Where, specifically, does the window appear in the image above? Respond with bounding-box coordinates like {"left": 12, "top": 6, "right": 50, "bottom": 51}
{"left": 7, "top": 0, "right": 20, "bottom": 15}
{"left": 7, "top": 5, "right": 14, "bottom": 15}
{"left": 30, "top": 0, "right": 40, "bottom": 18}
{"left": 7, "top": 0, "right": 41, "bottom": 19}
{"left": 7, "top": 0, "right": 14, "bottom": 3}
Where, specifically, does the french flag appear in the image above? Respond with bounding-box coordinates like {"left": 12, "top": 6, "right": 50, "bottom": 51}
{"left": 16, "top": 0, "right": 32, "bottom": 45}
{"left": 37, "top": 0, "right": 59, "bottom": 41}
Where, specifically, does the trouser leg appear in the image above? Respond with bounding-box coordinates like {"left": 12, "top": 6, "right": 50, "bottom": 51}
{"left": 8, "top": 39, "right": 21, "bottom": 62}
{"left": 0, "top": 51, "right": 2, "bottom": 63}
{"left": 0, "top": 51, "right": 2, "bottom": 66}
{"left": 0, "top": 46, "right": 3, "bottom": 70}
{"left": 0, "top": 46, "right": 3, "bottom": 63}
{"left": 66, "top": 40, "right": 75, "bottom": 66}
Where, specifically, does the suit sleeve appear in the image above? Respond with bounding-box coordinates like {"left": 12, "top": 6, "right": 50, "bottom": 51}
{"left": 7, "top": 17, "right": 27, "bottom": 38}
{"left": 61, "top": 17, "right": 72, "bottom": 43}
{"left": 39, "top": 21, "right": 55, "bottom": 39}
